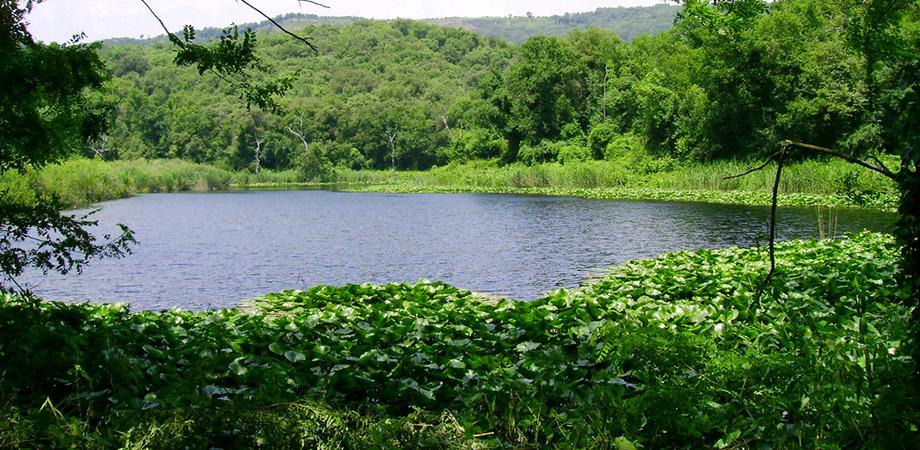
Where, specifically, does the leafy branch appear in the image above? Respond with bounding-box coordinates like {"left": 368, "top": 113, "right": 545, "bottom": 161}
{"left": 0, "top": 196, "right": 135, "bottom": 293}
{"left": 138, "top": 0, "right": 319, "bottom": 111}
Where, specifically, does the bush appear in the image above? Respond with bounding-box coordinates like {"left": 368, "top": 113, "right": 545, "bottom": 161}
{"left": 516, "top": 142, "right": 558, "bottom": 165}
{"left": 556, "top": 143, "right": 592, "bottom": 164}
{"left": 603, "top": 132, "right": 645, "bottom": 161}
{"left": 451, "top": 128, "right": 507, "bottom": 162}
{"left": 588, "top": 122, "right": 620, "bottom": 159}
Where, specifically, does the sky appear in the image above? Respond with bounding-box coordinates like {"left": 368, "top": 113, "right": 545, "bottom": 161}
{"left": 26, "top": 0, "right": 668, "bottom": 43}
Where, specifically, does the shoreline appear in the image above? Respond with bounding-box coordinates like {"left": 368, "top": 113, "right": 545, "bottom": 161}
{"left": 3, "top": 157, "right": 899, "bottom": 211}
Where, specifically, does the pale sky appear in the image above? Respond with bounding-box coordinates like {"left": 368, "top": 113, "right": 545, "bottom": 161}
{"left": 27, "top": 0, "right": 669, "bottom": 43}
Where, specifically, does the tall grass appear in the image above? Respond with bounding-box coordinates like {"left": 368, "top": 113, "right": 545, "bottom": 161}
{"left": 644, "top": 157, "right": 897, "bottom": 194}
{"left": 376, "top": 157, "right": 898, "bottom": 195}
{"left": 229, "top": 169, "right": 305, "bottom": 186}
{"left": 1, "top": 158, "right": 236, "bottom": 208}
{"left": 2, "top": 156, "right": 899, "bottom": 209}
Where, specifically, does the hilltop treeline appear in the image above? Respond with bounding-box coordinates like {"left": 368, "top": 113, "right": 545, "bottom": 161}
{"left": 91, "top": 0, "right": 917, "bottom": 179}
{"left": 429, "top": 4, "right": 680, "bottom": 42}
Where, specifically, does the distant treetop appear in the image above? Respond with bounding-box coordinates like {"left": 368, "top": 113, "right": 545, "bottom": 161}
{"left": 103, "top": 5, "right": 680, "bottom": 46}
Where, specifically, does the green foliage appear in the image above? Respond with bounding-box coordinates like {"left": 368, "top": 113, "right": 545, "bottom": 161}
{"left": 96, "top": 20, "right": 511, "bottom": 171}
{"left": 588, "top": 122, "right": 620, "bottom": 159}
{"left": 449, "top": 128, "right": 506, "bottom": 162}
{"left": 516, "top": 143, "right": 556, "bottom": 166}
{"left": 556, "top": 143, "right": 592, "bottom": 165}
{"left": 503, "top": 36, "right": 588, "bottom": 147}
{"left": 0, "top": 1, "right": 107, "bottom": 173}
{"left": 0, "top": 0, "right": 133, "bottom": 291}
{"left": 603, "top": 132, "right": 645, "bottom": 161}
{"left": 0, "top": 233, "right": 915, "bottom": 447}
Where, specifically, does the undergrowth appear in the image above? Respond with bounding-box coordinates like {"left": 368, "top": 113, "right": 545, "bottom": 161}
{"left": 0, "top": 232, "right": 916, "bottom": 448}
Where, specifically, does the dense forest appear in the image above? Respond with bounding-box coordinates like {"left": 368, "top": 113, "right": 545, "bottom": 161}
{"left": 90, "top": 0, "right": 915, "bottom": 182}
{"left": 103, "top": 5, "right": 679, "bottom": 45}
{"left": 426, "top": 5, "right": 680, "bottom": 42}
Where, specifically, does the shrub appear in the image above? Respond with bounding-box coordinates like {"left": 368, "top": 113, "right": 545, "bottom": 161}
{"left": 556, "top": 143, "right": 592, "bottom": 164}
{"left": 588, "top": 122, "right": 620, "bottom": 159}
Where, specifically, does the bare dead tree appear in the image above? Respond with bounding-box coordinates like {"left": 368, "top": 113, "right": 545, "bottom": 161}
{"left": 385, "top": 125, "right": 399, "bottom": 183}
{"left": 287, "top": 113, "right": 310, "bottom": 154}
{"left": 602, "top": 64, "right": 610, "bottom": 120}
{"left": 88, "top": 135, "right": 110, "bottom": 159}
{"left": 252, "top": 136, "right": 263, "bottom": 174}
{"left": 440, "top": 115, "right": 454, "bottom": 141}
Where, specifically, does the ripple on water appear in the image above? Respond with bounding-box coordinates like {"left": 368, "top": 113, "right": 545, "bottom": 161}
{"left": 18, "top": 191, "right": 895, "bottom": 310}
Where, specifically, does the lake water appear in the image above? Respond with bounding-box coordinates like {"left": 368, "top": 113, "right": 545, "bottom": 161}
{"left": 18, "top": 190, "right": 895, "bottom": 310}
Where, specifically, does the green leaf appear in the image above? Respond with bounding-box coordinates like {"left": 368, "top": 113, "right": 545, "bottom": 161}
{"left": 284, "top": 350, "right": 306, "bottom": 363}
{"left": 515, "top": 341, "right": 541, "bottom": 353}
{"left": 229, "top": 357, "right": 248, "bottom": 376}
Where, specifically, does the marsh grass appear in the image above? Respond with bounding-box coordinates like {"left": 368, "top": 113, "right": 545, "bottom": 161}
{"left": 1, "top": 156, "right": 899, "bottom": 209}
{"left": 385, "top": 157, "right": 898, "bottom": 196}
{"left": 1, "top": 158, "right": 234, "bottom": 208}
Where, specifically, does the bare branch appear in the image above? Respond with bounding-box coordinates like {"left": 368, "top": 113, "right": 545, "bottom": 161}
{"left": 722, "top": 145, "right": 791, "bottom": 300}
{"left": 785, "top": 140, "right": 897, "bottom": 179}
{"left": 141, "top": 0, "right": 322, "bottom": 52}
{"left": 237, "top": 0, "right": 319, "bottom": 52}
{"left": 870, "top": 155, "right": 894, "bottom": 175}
{"left": 763, "top": 145, "right": 789, "bottom": 288}
{"left": 138, "top": 0, "right": 181, "bottom": 44}
{"left": 723, "top": 151, "right": 781, "bottom": 180}
{"left": 297, "top": 0, "right": 331, "bottom": 9}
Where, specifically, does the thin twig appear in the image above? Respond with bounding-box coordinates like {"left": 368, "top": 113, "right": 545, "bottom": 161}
{"left": 238, "top": 0, "right": 319, "bottom": 52}
{"left": 5, "top": 274, "right": 26, "bottom": 295}
{"left": 138, "top": 0, "right": 181, "bottom": 44}
{"left": 297, "top": 0, "right": 331, "bottom": 8}
{"left": 723, "top": 151, "right": 780, "bottom": 180}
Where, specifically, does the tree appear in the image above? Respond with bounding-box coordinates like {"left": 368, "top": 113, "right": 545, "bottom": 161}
{"left": 503, "top": 36, "right": 588, "bottom": 149}
{"left": 0, "top": 0, "right": 134, "bottom": 291}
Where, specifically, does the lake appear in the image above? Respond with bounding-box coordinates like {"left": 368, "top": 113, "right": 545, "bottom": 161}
{"left": 18, "top": 190, "right": 895, "bottom": 310}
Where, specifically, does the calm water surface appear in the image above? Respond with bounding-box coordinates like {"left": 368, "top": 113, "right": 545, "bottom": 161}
{"left": 19, "top": 191, "right": 895, "bottom": 309}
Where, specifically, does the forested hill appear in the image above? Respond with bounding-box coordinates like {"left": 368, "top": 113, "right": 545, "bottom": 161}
{"left": 97, "top": 20, "right": 514, "bottom": 172}
{"left": 429, "top": 5, "right": 680, "bottom": 42}
{"left": 96, "top": 0, "right": 907, "bottom": 183}
{"left": 103, "top": 5, "right": 678, "bottom": 45}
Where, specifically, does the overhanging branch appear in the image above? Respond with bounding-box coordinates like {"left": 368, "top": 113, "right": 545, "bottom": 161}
{"left": 725, "top": 139, "right": 900, "bottom": 297}
{"left": 140, "top": 0, "right": 322, "bottom": 52}
{"left": 785, "top": 140, "right": 897, "bottom": 179}
{"left": 238, "top": 0, "right": 320, "bottom": 52}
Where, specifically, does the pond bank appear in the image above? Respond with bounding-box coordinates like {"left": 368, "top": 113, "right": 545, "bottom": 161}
{"left": 0, "top": 157, "right": 899, "bottom": 210}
